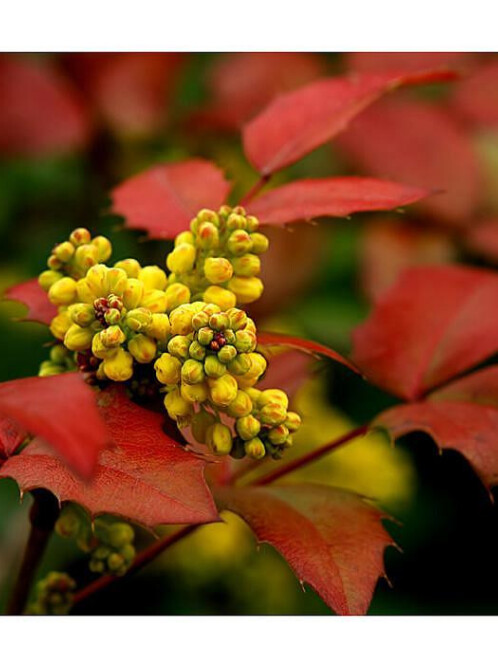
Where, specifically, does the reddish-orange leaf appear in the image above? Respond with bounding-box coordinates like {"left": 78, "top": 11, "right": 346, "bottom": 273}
{"left": 194, "top": 52, "right": 327, "bottom": 131}
{"left": 0, "top": 416, "right": 27, "bottom": 461}
{"left": 375, "top": 400, "right": 498, "bottom": 487}
{"left": 337, "top": 98, "right": 482, "bottom": 227}
{"left": 352, "top": 266, "right": 498, "bottom": 401}
{"left": 111, "top": 159, "right": 231, "bottom": 239}
{"left": 243, "top": 69, "right": 458, "bottom": 176}
{"left": 5, "top": 278, "right": 56, "bottom": 326}
{"left": 0, "top": 55, "right": 90, "bottom": 158}
{"left": 215, "top": 483, "right": 392, "bottom": 615}
{"left": 452, "top": 62, "right": 498, "bottom": 129}
{"left": 360, "top": 219, "right": 455, "bottom": 302}
{"left": 248, "top": 177, "right": 431, "bottom": 226}
{"left": 431, "top": 365, "right": 498, "bottom": 408}
{"left": 464, "top": 218, "right": 498, "bottom": 264}
{"left": 0, "top": 374, "right": 109, "bottom": 478}
{"left": 258, "top": 331, "right": 359, "bottom": 374}
{"left": 0, "top": 387, "right": 218, "bottom": 527}
{"left": 346, "top": 52, "right": 473, "bottom": 74}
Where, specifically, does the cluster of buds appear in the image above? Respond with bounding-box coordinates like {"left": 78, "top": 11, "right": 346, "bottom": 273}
{"left": 56, "top": 505, "right": 136, "bottom": 577}
{"left": 28, "top": 572, "right": 76, "bottom": 615}
{"left": 38, "top": 212, "right": 301, "bottom": 462}
{"left": 167, "top": 206, "right": 269, "bottom": 310}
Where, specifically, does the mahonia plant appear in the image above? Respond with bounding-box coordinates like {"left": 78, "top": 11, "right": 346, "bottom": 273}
{"left": 38, "top": 208, "right": 301, "bottom": 462}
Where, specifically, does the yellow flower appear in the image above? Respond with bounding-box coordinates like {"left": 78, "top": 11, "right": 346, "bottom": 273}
{"left": 203, "top": 286, "right": 236, "bottom": 311}
{"left": 102, "top": 348, "right": 134, "bottom": 382}
{"left": 48, "top": 277, "right": 77, "bottom": 306}
{"left": 154, "top": 353, "right": 182, "bottom": 385}
{"left": 64, "top": 324, "right": 94, "bottom": 351}
{"left": 228, "top": 276, "right": 263, "bottom": 304}
{"left": 128, "top": 334, "right": 157, "bottom": 363}
{"left": 166, "top": 243, "right": 196, "bottom": 274}
{"left": 138, "top": 266, "right": 167, "bottom": 290}
{"left": 206, "top": 423, "right": 233, "bottom": 455}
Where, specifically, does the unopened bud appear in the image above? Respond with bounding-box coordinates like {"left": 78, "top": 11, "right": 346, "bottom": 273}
{"left": 154, "top": 353, "right": 182, "bottom": 384}
{"left": 268, "top": 424, "right": 290, "bottom": 446}
{"left": 69, "top": 303, "right": 95, "bottom": 327}
{"left": 167, "top": 335, "right": 190, "bottom": 360}
{"left": 129, "top": 334, "right": 157, "bottom": 363}
{"left": 105, "top": 267, "right": 128, "bottom": 296}
{"left": 197, "top": 209, "right": 220, "bottom": 226}
{"left": 39, "top": 269, "right": 63, "bottom": 291}
{"left": 70, "top": 228, "right": 91, "bottom": 246}
{"left": 227, "top": 230, "right": 253, "bottom": 256}
{"left": 285, "top": 412, "right": 302, "bottom": 432}
{"left": 260, "top": 389, "right": 289, "bottom": 409}
{"left": 92, "top": 236, "right": 112, "bottom": 261}
{"left": 250, "top": 232, "right": 269, "bottom": 254}
{"left": 170, "top": 304, "right": 195, "bottom": 335}
{"left": 231, "top": 254, "right": 261, "bottom": 277}
{"left": 114, "top": 258, "right": 141, "bottom": 278}
{"left": 226, "top": 213, "right": 247, "bottom": 230}
{"left": 125, "top": 307, "right": 152, "bottom": 332}
{"left": 197, "top": 327, "right": 214, "bottom": 346}
{"left": 197, "top": 222, "right": 219, "bottom": 249}
{"left": 226, "top": 390, "right": 253, "bottom": 417}
{"left": 181, "top": 381, "right": 209, "bottom": 404}
{"left": 218, "top": 344, "right": 237, "bottom": 364}
{"left": 191, "top": 410, "right": 217, "bottom": 444}
{"left": 246, "top": 215, "right": 259, "bottom": 232}
{"left": 166, "top": 243, "right": 196, "bottom": 274}
{"left": 122, "top": 278, "right": 145, "bottom": 309}
{"left": 165, "top": 283, "right": 191, "bottom": 311}
{"left": 138, "top": 266, "right": 167, "bottom": 290}
{"left": 48, "top": 277, "right": 77, "bottom": 305}
{"left": 164, "top": 388, "right": 193, "bottom": 420}
{"left": 206, "top": 423, "right": 233, "bottom": 456}
{"left": 64, "top": 324, "right": 94, "bottom": 351}
{"left": 226, "top": 308, "right": 247, "bottom": 331}
{"left": 50, "top": 311, "right": 72, "bottom": 340}
{"left": 189, "top": 340, "right": 206, "bottom": 361}
{"left": 228, "top": 354, "right": 251, "bottom": 375}
{"left": 141, "top": 289, "right": 167, "bottom": 313}
{"left": 204, "top": 355, "right": 227, "bottom": 378}
{"left": 104, "top": 308, "right": 122, "bottom": 325}
{"left": 209, "top": 373, "right": 238, "bottom": 406}
{"left": 54, "top": 241, "right": 75, "bottom": 263}
{"left": 181, "top": 359, "right": 205, "bottom": 385}
{"left": 175, "top": 230, "right": 195, "bottom": 246}
{"left": 147, "top": 313, "right": 171, "bottom": 341}
{"left": 203, "top": 257, "right": 233, "bottom": 284}
{"left": 203, "top": 286, "right": 236, "bottom": 311}
{"left": 102, "top": 348, "right": 134, "bottom": 382}
{"left": 47, "top": 255, "right": 63, "bottom": 270}
{"left": 85, "top": 264, "right": 108, "bottom": 298}
{"left": 39, "top": 360, "right": 64, "bottom": 377}
{"left": 236, "top": 414, "right": 261, "bottom": 440}
{"left": 259, "top": 402, "right": 287, "bottom": 426}
{"left": 244, "top": 437, "right": 266, "bottom": 460}
{"left": 100, "top": 325, "right": 126, "bottom": 348}
{"left": 74, "top": 244, "right": 99, "bottom": 272}
{"left": 235, "top": 330, "right": 257, "bottom": 353}
{"left": 228, "top": 276, "right": 263, "bottom": 304}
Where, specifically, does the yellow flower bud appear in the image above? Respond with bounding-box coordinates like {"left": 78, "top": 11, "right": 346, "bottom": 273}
{"left": 226, "top": 390, "right": 253, "bottom": 418}
{"left": 188, "top": 340, "right": 206, "bottom": 361}
{"left": 170, "top": 304, "right": 195, "bottom": 336}
{"left": 268, "top": 424, "right": 290, "bottom": 446}
{"left": 74, "top": 278, "right": 94, "bottom": 304}
{"left": 246, "top": 215, "right": 259, "bottom": 232}
{"left": 68, "top": 303, "right": 95, "bottom": 327}
{"left": 228, "top": 276, "right": 263, "bottom": 305}
{"left": 91, "top": 236, "right": 112, "bottom": 262}
{"left": 228, "top": 354, "right": 252, "bottom": 375}
{"left": 39, "top": 270, "right": 62, "bottom": 292}
{"left": 154, "top": 353, "right": 182, "bottom": 385}
{"left": 234, "top": 330, "right": 257, "bottom": 353}
{"left": 236, "top": 414, "right": 261, "bottom": 441}
{"left": 141, "top": 289, "right": 167, "bottom": 313}
{"left": 181, "top": 359, "right": 205, "bottom": 385}
{"left": 231, "top": 254, "right": 261, "bottom": 277}
{"left": 180, "top": 381, "right": 208, "bottom": 404}
{"left": 38, "top": 360, "right": 65, "bottom": 377}
{"left": 204, "top": 355, "right": 226, "bottom": 378}
{"left": 138, "top": 266, "right": 167, "bottom": 291}
{"left": 250, "top": 232, "right": 270, "bottom": 254}
{"left": 218, "top": 345, "right": 237, "bottom": 364}
{"left": 175, "top": 231, "right": 195, "bottom": 247}
{"left": 114, "top": 259, "right": 141, "bottom": 278}
{"left": 244, "top": 437, "right": 266, "bottom": 460}
{"left": 50, "top": 311, "right": 73, "bottom": 340}
{"left": 203, "top": 286, "right": 236, "bottom": 311}
{"left": 245, "top": 317, "right": 257, "bottom": 334}
{"left": 259, "top": 402, "right": 287, "bottom": 426}
{"left": 128, "top": 334, "right": 157, "bottom": 363}
{"left": 226, "top": 213, "right": 247, "bottom": 230}
{"left": 191, "top": 410, "right": 217, "bottom": 444}
{"left": 259, "top": 389, "right": 289, "bottom": 409}
{"left": 209, "top": 374, "right": 238, "bottom": 406}
{"left": 85, "top": 264, "right": 108, "bottom": 298}
{"left": 48, "top": 277, "right": 77, "bottom": 306}
{"left": 244, "top": 387, "right": 262, "bottom": 405}
{"left": 285, "top": 412, "right": 302, "bottom": 432}
{"left": 209, "top": 312, "right": 230, "bottom": 331}
{"left": 227, "top": 230, "right": 253, "bottom": 256}
{"left": 246, "top": 353, "right": 267, "bottom": 378}
{"left": 92, "top": 333, "right": 114, "bottom": 359}
{"left": 167, "top": 335, "right": 190, "bottom": 360}
{"left": 164, "top": 388, "right": 193, "bottom": 420}
{"left": 102, "top": 348, "right": 134, "bottom": 382}
{"left": 206, "top": 423, "right": 233, "bottom": 456}
{"left": 166, "top": 243, "right": 196, "bottom": 274}
{"left": 64, "top": 324, "right": 94, "bottom": 351}
{"left": 147, "top": 313, "right": 171, "bottom": 341}
{"left": 47, "top": 255, "right": 63, "bottom": 270}
{"left": 74, "top": 244, "right": 99, "bottom": 272}
{"left": 105, "top": 267, "right": 128, "bottom": 296}
{"left": 125, "top": 307, "right": 152, "bottom": 332}
{"left": 203, "top": 257, "right": 233, "bottom": 284}
{"left": 197, "top": 209, "right": 220, "bottom": 226}
{"left": 54, "top": 241, "right": 75, "bottom": 263}
{"left": 69, "top": 228, "right": 92, "bottom": 246}
{"left": 122, "top": 278, "right": 145, "bottom": 309}
{"left": 165, "top": 283, "right": 191, "bottom": 311}
{"left": 100, "top": 325, "right": 126, "bottom": 348}
{"left": 197, "top": 222, "right": 219, "bottom": 250}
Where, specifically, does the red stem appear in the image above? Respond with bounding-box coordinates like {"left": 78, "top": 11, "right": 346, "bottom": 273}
{"left": 72, "top": 524, "right": 197, "bottom": 608}
{"left": 250, "top": 424, "right": 370, "bottom": 487}
{"left": 240, "top": 174, "right": 270, "bottom": 206}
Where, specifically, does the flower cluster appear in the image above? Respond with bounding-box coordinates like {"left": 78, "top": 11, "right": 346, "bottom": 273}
{"left": 38, "top": 207, "right": 301, "bottom": 461}
{"left": 28, "top": 572, "right": 76, "bottom": 615}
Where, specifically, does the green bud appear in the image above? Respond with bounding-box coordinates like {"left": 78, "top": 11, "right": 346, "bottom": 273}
{"left": 107, "top": 553, "right": 126, "bottom": 573}
{"left": 196, "top": 222, "right": 219, "bottom": 249}
{"left": 126, "top": 307, "right": 153, "bottom": 332}
{"left": 39, "top": 361, "right": 64, "bottom": 376}
{"left": 246, "top": 215, "right": 259, "bottom": 232}
{"left": 226, "top": 308, "right": 248, "bottom": 331}
{"left": 204, "top": 355, "right": 227, "bottom": 378}
{"left": 209, "top": 312, "right": 230, "bottom": 331}
{"left": 236, "top": 414, "right": 261, "bottom": 441}
{"left": 268, "top": 424, "right": 290, "bottom": 446}
{"left": 181, "top": 359, "right": 205, "bottom": 385}
{"left": 226, "top": 390, "right": 253, "bottom": 417}
{"left": 49, "top": 344, "right": 69, "bottom": 365}
{"left": 244, "top": 437, "right": 266, "bottom": 460}
{"left": 189, "top": 340, "right": 206, "bottom": 361}
{"left": 259, "top": 402, "right": 287, "bottom": 426}
{"left": 107, "top": 522, "right": 135, "bottom": 548}
{"left": 69, "top": 303, "right": 95, "bottom": 327}
{"left": 235, "top": 330, "right": 257, "bottom": 353}
{"left": 192, "top": 311, "right": 209, "bottom": 331}
{"left": 226, "top": 213, "right": 247, "bottom": 230}
{"left": 197, "top": 326, "right": 214, "bottom": 346}
{"left": 228, "top": 354, "right": 251, "bottom": 375}
{"left": 218, "top": 344, "right": 237, "bottom": 365}
{"left": 104, "top": 308, "right": 122, "bottom": 326}
{"left": 196, "top": 209, "right": 220, "bottom": 226}
{"left": 39, "top": 269, "right": 63, "bottom": 291}
{"left": 167, "top": 335, "right": 191, "bottom": 360}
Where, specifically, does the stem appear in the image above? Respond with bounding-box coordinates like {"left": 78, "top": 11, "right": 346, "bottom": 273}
{"left": 250, "top": 424, "right": 369, "bottom": 487}
{"left": 6, "top": 489, "right": 60, "bottom": 615}
{"left": 240, "top": 174, "right": 271, "bottom": 206}
{"left": 72, "top": 524, "right": 198, "bottom": 609}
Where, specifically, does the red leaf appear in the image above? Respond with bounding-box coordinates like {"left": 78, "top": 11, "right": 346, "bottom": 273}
{"left": 0, "top": 387, "right": 218, "bottom": 527}
{"left": 258, "top": 331, "right": 359, "bottom": 374}
{"left": 65, "top": 53, "right": 184, "bottom": 138}
{"left": 194, "top": 52, "right": 327, "bottom": 131}
{"left": 4, "top": 278, "right": 56, "bottom": 326}
{"left": 258, "top": 349, "right": 313, "bottom": 401}
{"left": 0, "top": 55, "right": 90, "bottom": 158}
{"left": 360, "top": 219, "right": 455, "bottom": 302}
{"left": 0, "top": 416, "right": 27, "bottom": 461}
{"left": 248, "top": 177, "right": 431, "bottom": 226}
{"left": 243, "top": 69, "right": 458, "bottom": 176}
{"left": 352, "top": 266, "right": 498, "bottom": 401}
{"left": 346, "top": 52, "right": 473, "bottom": 74}
{"left": 215, "top": 483, "right": 392, "bottom": 615}
{"left": 431, "top": 365, "right": 498, "bottom": 408}
{"left": 0, "top": 374, "right": 109, "bottom": 478}
{"left": 452, "top": 62, "right": 498, "bottom": 129}
{"left": 375, "top": 400, "right": 498, "bottom": 487}
{"left": 337, "top": 98, "right": 482, "bottom": 227}
{"left": 111, "top": 159, "right": 231, "bottom": 239}
{"left": 464, "top": 218, "right": 498, "bottom": 264}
